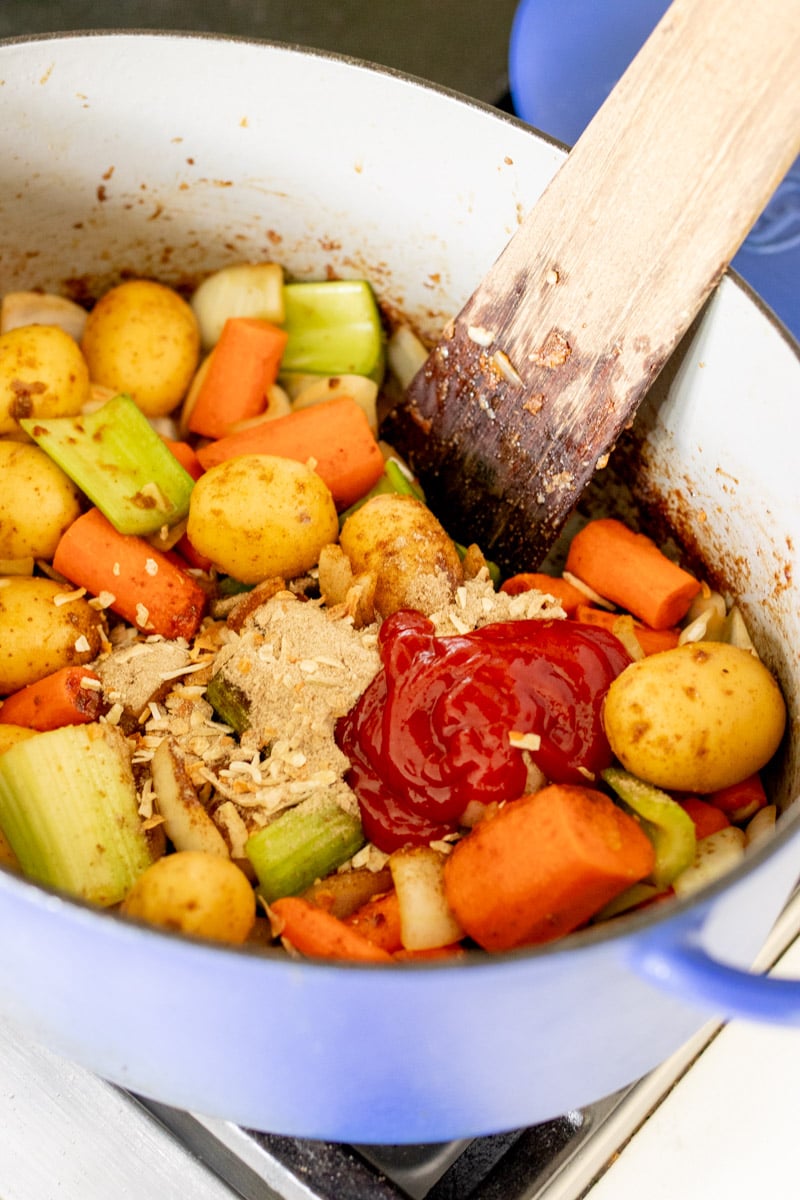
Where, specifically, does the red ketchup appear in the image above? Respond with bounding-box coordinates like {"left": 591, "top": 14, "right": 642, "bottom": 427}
{"left": 336, "top": 611, "right": 632, "bottom": 852}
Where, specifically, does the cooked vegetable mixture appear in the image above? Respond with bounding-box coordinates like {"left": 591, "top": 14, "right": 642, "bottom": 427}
{"left": 0, "top": 266, "right": 787, "bottom": 959}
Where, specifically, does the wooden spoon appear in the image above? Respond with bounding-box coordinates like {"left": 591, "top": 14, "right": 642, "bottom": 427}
{"left": 381, "top": 0, "right": 800, "bottom": 573}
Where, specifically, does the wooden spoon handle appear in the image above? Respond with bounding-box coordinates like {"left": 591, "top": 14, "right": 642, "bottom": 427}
{"left": 383, "top": 0, "right": 800, "bottom": 572}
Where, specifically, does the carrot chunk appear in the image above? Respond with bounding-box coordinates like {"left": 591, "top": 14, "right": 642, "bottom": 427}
{"left": 344, "top": 889, "right": 403, "bottom": 952}
{"left": 707, "top": 773, "right": 768, "bottom": 821}
{"left": 269, "top": 896, "right": 394, "bottom": 963}
{"left": 565, "top": 518, "right": 701, "bottom": 630}
{"left": 53, "top": 508, "right": 207, "bottom": 641}
{"left": 196, "top": 395, "right": 385, "bottom": 509}
{"left": 0, "top": 666, "right": 105, "bottom": 730}
{"left": 677, "top": 797, "right": 731, "bottom": 838}
{"left": 163, "top": 437, "right": 205, "bottom": 480}
{"left": 500, "top": 572, "right": 586, "bottom": 616}
{"left": 443, "top": 784, "right": 655, "bottom": 952}
{"left": 187, "top": 317, "right": 288, "bottom": 439}
{"left": 572, "top": 603, "right": 681, "bottom": 655}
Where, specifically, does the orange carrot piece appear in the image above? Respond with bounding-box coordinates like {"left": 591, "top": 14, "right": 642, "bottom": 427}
{"left": 269, "top": 896, "right": 394, "bottom": 963}
{"left": 53, "top": 508, "right": 207, "bottom": 641}
{"left": 572, "top": 604, "right": 681, "bottom": 655}
{"left": 0, "top": 666, "right": 105, "bottom": 730}
{"left": 187, "top": 317, "right": 289, "bottom": 439}
{"left": 443, "top": 783, "right": 655, "bottom": 952}
{"left": 344, "top": 889, "right": 403, "bottom": 952}
{"left": 565, "top": 518, "right": 701, "bottom": 630}
{"left": 163, "top": 438, "right": 205, "bottom": 481}
{"left": 707, "top": 773, "right": 768, "bottom": 821}
{"left": 500, "top": 572, "right": 586, "bottom": 616}
{"left": 196, "top": 396, "right": 385, "bottom": 509}
{"left": 678, "top": 797, "right": 731, "bottom": 839}
{"left": 173, "top": 532, "right": 213, "bottom": 572}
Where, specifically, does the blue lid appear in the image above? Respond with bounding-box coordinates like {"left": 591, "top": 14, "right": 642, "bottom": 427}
{"left": 509, "top": 0, "right": 800, "bottom": 342}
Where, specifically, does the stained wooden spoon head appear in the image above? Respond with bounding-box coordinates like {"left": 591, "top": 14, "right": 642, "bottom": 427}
{"left": 381, "top": 0, "right": 800, "bottom": 573}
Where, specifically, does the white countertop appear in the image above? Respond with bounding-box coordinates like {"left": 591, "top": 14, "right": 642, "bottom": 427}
{"left": 581, "top": 932, "right": 800, "bottom": 1200}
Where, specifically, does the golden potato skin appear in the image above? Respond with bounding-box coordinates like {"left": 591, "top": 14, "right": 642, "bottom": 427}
{"left": 0, "top": 324, "right": 90, "bottom": 436}
{"left": 0, "top": 440, "right": 82, "bottom": 558}
{"left": 0, "top": 577, "right": 105, "bottom": 694}
{"left": 187, "top": 453, "right": 338, "bottom": 583}
{"left": 602, "top": 642, "right": 786, "bottom": 793}
{"left": 0, "top": 724, "right": 37, "bottom": 754}
{"left": 121, "top": 851, "right": 256, "bottom": 945}
{"left": 339, "top": 493, "right": 463, "bottom": 617}
{"left": 81, "top": 279, "right": 200, "bottom": 417}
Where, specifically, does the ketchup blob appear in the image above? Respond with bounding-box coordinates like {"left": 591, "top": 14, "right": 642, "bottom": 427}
{"left": 336, "top": 612, "right": 632, "bottom": 852}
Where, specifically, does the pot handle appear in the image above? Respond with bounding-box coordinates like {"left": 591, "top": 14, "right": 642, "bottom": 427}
{"left": 631, "top": 935, "right": 800, "bottom": 1025}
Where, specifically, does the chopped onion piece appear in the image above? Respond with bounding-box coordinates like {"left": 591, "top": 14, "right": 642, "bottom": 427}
{"left": 389, "top": 845, "right": 464, "bottom": 950}
{"left": 226, "top": 385, "right": 292, "bottom": 432}
{"left": 683, "top": 587, "right": 727, "bottom": 640}
{"left": 722, "top": 605, "right": 757, "bottom": 654}
{"left": 672, "top": 826, "right": 746, "bottom": 898}
{"left": 0, "top": 290, "right": 88, "bottom": 340}
{"left": 561, "top": 569, "right": 616, "bottom": 609}
{"left": 746, "top": 804, "right": 777, "bottom": 847}
{"left": 610, "top": 614, "right": 646, "bottom": 661}
{"left": 387, "top": 324, "right": 428, "bottom": 390}
{"left": 292, "top": 373, "right": 378, "bottom": 433}
{"left": 191, "top": 262, "right": 285, "bottom": 349}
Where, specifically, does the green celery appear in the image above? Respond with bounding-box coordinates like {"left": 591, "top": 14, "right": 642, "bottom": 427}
{"left": 0, "top": 723, "right": 154, "bottom": 906}
{"left": 338, "top": 457, "right": 426, "bottom": 527}
{"left": 602, "top": 767, "right": 696, "bottom": 889}
{"left": 216, "top": 576, "right": 254, "bottom": 598}
{"left": 384, "top": 457, "right": 425, "bottom": 500}
{"left": 206, "top": 671, "right": 251, "bottom": 735}
{"left": 245, "top": 797, "right": 365, "bottom": 904}
{"left": 280, "top": 280, "right": 385, "bottom": 383}
{"left": 21, "top": 393, "right": 194, "bottom": 536}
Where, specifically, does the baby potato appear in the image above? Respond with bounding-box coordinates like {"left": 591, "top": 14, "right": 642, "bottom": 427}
{"left": 0, "top": 441, "right": 82, "bottom": 558}
{"left": 187, "top": 454, "right": 338, "bottom": 583}
{"left": 339, "top": 493, "right": 463, "bottom": 617}
{"left": 0, "top": 324, "right": 90, "bottom": 436}
{"left": 603, "top": 642, "right": 786, "bottom": 793}
{"left": 0, "top": 724, "right": 37, "bottom": 754}
{"left": 0, "top": 577, "right": 105, "bottom": 694}
{"left": 81, "top": 279, "right": 200, "bottom": 418}
{"left": 120, "top": 850, "right": 256, "bottom": 944}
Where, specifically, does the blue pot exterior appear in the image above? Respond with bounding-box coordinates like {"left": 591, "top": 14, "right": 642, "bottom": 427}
{"left": 2, "top": 818, "right": 799, "bottom": 1143}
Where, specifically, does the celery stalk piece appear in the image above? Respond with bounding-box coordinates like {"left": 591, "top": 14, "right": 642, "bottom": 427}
{"left": 337, "top": 456, "right": 426, "bottom": 526}
{"left": 206, "top": 671, "right": 251, "bottom": 735}
{"left": 602, "top": 767, "right": 696, "bottom": 890}
{"left": 245, "top": 797, "right": 365, "bottom": 904}
{"left": 384, "top": 457, "right": 425, "bottom": 500}
{"left": 0, "top": 722, "right": 154, "bottom": 906}
{"left": 20, "top": 394, "right": 194, "bottom": 536}
{"left": 280, "top": 281, "right": 385, "bottom": 383}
